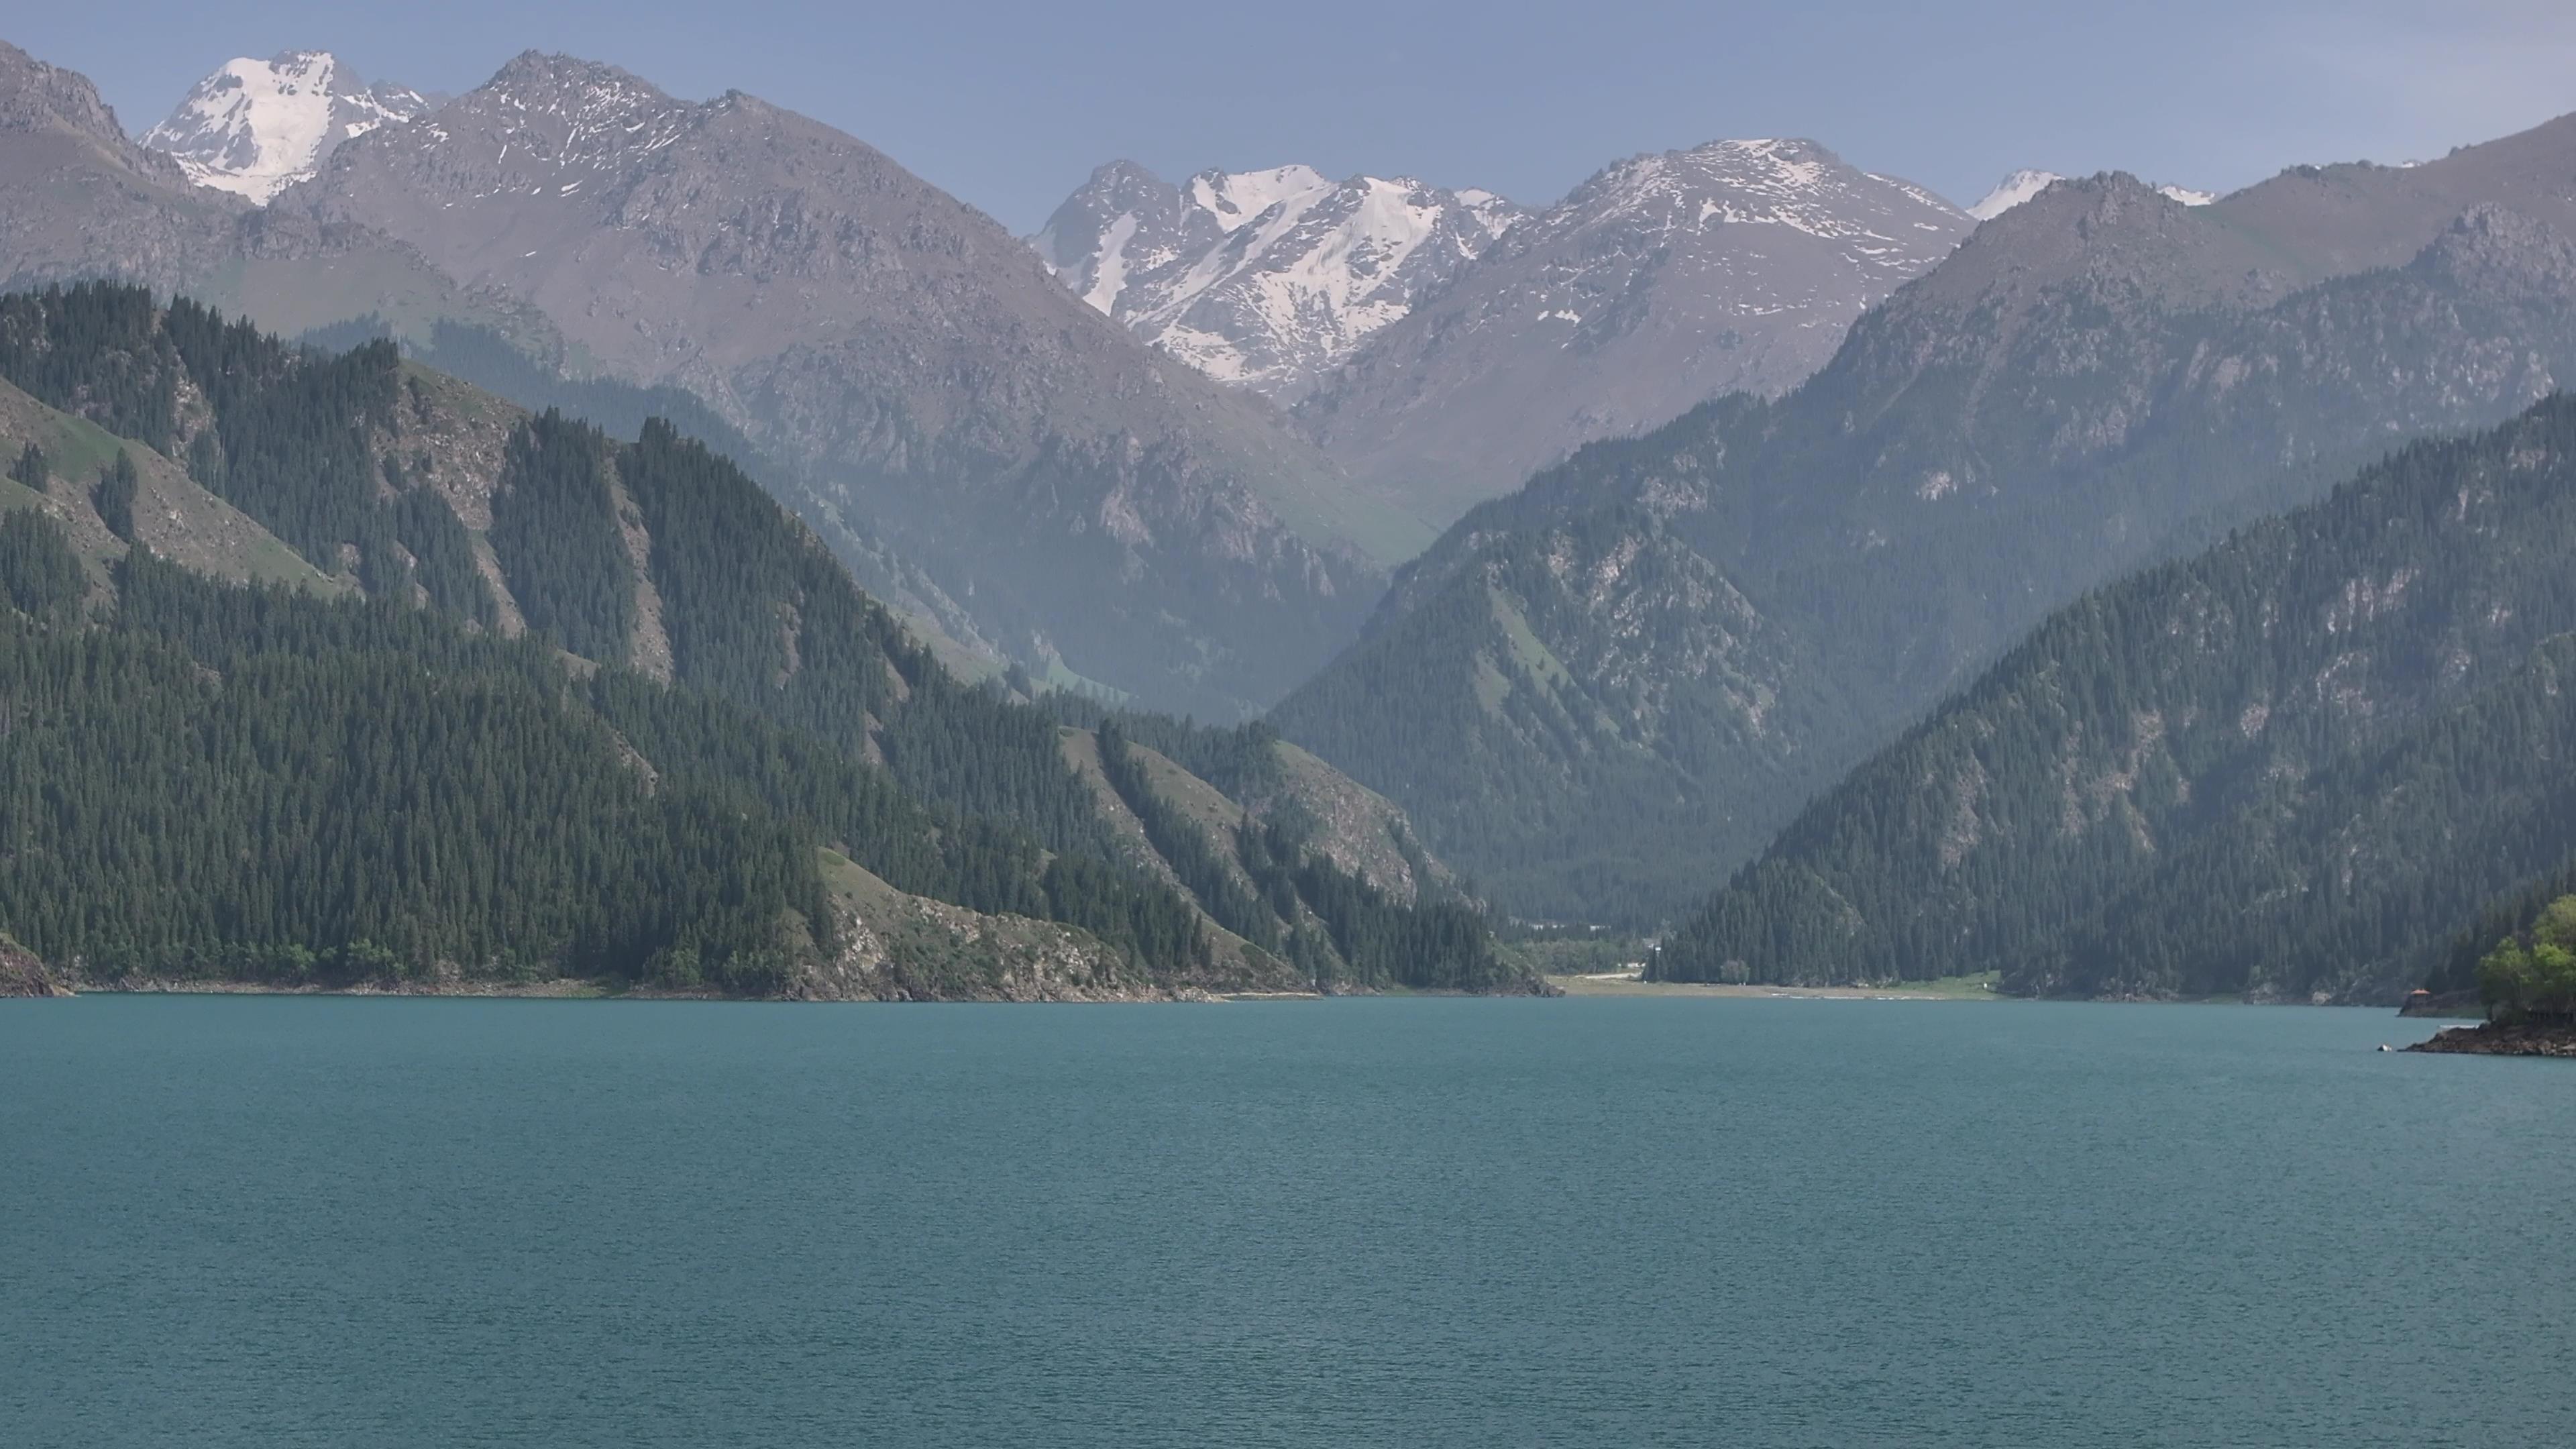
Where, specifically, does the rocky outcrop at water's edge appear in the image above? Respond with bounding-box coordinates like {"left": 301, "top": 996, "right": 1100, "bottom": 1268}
{"left": 2406, "top": 1021, "right": 2576, "bottom": 1057}
{"left": 0, "top": 934, "right": 73, "bottom": 997}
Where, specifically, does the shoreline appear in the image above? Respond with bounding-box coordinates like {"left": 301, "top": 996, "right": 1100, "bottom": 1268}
{"left": 2406, "top": 1020, "right": 2576, "bottom": 1057}
{"left": 1544, "top": 973, "right": 2000, "bottom": 1001}
{"left": 37, "top": 978, "right": 1215, "bottom": 1004}
{"left": 34, "top": 979, "right": 1565, "bottom": 1005}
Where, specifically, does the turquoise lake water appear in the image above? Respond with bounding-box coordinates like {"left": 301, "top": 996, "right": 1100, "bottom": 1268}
{"left": 2, "top": 996, "right": 2567, "bottom": 1447}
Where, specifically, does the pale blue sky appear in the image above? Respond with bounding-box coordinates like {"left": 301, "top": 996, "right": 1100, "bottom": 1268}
{"left": 16, "top": 1, "right": 2575, "bottom": 230}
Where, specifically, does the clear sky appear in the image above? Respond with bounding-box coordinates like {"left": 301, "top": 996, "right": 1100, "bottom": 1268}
{"left": 14, "top": 0, "right": 2575, "bottom": 231}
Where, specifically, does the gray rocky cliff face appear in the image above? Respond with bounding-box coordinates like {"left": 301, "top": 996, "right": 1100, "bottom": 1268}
{"left": 0, "top": 933, "right": 72, "bottom": 998}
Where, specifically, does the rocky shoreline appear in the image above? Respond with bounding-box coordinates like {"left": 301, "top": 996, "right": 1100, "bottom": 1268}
{"left": 2406, "top": 1020, "right": 2576, "bottom": 1057}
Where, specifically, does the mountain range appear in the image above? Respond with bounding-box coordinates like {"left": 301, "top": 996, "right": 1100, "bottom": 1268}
{"left": 0, "top": 41, "right": 1420, "bottom": 719}
{"left": 11, "top": 32, "right": 2575, "bottom": 991}
{"left": 1273, "top": 114, "right": 2576, "bottom": 922}
{"left": 1041, "top": 140, "right": 1972, "bottom": 529}
{"left": 0, "top": 38, "right": 2079, "bottom": 723}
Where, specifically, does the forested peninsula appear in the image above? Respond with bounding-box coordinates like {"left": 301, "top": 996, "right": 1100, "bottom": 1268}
{"left": 2410, "top": 890, "right": 2576, "bottom": 1055}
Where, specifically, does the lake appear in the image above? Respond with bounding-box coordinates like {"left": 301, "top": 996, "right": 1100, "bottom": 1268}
{"left": 3, "top": 996, "right": 2566, "bottom": 1447}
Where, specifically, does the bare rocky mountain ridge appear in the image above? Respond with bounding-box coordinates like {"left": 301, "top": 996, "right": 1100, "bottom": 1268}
{"left": 0, "top": 42, "right": 545, "bottom": 353}
{"left": 0, "top": 40, "right": 239, "bottom": 290}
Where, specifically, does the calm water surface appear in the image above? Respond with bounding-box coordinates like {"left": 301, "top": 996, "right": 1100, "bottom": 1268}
{"left": 3, "top": 996, "right": 2567, "bottom": 1447}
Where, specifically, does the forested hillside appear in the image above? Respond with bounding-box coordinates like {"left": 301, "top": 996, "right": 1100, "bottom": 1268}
{"left": 1271, "top": 404, "right": 1847, "bottom": 920}
{"left": 296, "top": 313, "right": 1012, "bottom": 680}
{"left": 0, "top": 284, "right": 1524, "bottom": 996}
{"left": 1659, "top": 396, "right": 2576, "bottom": 1002}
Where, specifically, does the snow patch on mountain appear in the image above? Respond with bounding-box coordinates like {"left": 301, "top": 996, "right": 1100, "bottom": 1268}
{"left": 143, "top": 50, "right": 435, "bottom": 203}
{"left": 1968, "top": 169, "right": 2064, "bottom": 221}
{"left": 1189, "top": 164, "right": 1331, "bottom": 230}
{"left": 1034, "top": 162, "right": 1527, "bottom": 398}
{"left": 1561, "top": 139, "right": 1948, "bottom": 260}
{"left": 1970, "top": 168, "right": 2218, "bottom": 221}
{"left": 1287, "top": 137, "right": 1972, "bottom": 525}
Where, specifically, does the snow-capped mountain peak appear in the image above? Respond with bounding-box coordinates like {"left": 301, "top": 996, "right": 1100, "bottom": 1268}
{"left": 142, "top": 50, "right": 435, "bottom": 203}
{"left": 1560, "top": 138, "right": 1960, "bottom": 252}
{"left": 1034, "top": 162, "right": 1528, "bottom": 398}
{"left": 1970, "top": 168, "right": 2218, "bottom": 221}
{"left": 1968, "top": 168, "right": 2064, "bottom": 221}
{"left": 1288, "top": 138, "right": 1972, "bottom": 525}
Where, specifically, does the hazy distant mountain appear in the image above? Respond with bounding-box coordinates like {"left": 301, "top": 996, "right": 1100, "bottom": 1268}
{"left": 143, "top": 51, "right": 437, "bottom": 203}
{"left": 1032, "top": 161, "right": 1525, "bottom": 400}
{"left": 0, "top": 37, "right": 543, "bottom": 347}
{"left": 0, "top": 40, "right": 240, "bottom": 290}
{"left": 1275, "top": 114, "right": 2576, "bottom": 923}
{"left": 258, "top": 50, "right": 1414, "bottom": 716}
{"left": 1290, "top": 139, "right": 1970, "bottom": 527}
{"left": 1968, "top": 167, "right": 2216, "bottom": 219}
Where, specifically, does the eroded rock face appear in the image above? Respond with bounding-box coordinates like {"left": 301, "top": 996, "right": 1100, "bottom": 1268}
{"left": 791, "top": 898, "right": 1183, "bottom": 1003}
{"left": 0, "top": 935, "right": 71, "bottom": 997}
